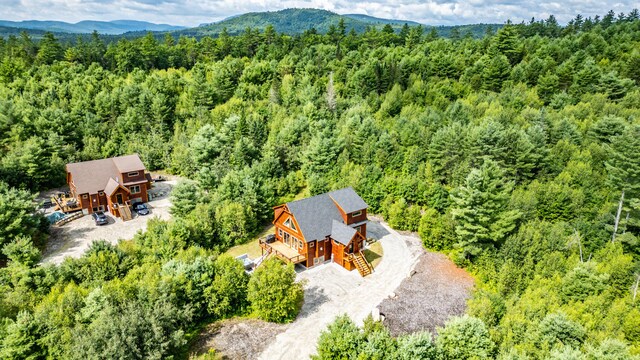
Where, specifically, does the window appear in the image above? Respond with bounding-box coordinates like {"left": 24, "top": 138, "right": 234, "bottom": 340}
{"left": 284, "top": 218, "right": 297, "bottom": 231}
{"left": 82, "top": 194, "right": 88, "bottom": 199}
{"left": 278, "top": 228, "right": 283, "bottom": 237}
{"left": 298, "top": 240, "right": 303, "bottom": 249}
{"left": 310, "top": 241, "right": 315, "bottom": 248}
{"left": 128, "top": 171, "right": 139, "bottom": 177}
{"left": 351, "top": 211, "right": 362, "bottom": 217}
{"left": 130, "top": 185, "right": 141, "bottom": 194}
{"left": 98, "top": 191, "right": 104, "bottom": 196}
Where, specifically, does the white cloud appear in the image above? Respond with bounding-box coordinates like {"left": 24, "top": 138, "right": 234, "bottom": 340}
{"left": 0, "top": 0, "right": 637, "bottom": 26}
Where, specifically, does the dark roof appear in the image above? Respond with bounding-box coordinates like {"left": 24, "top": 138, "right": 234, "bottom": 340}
{"left": 103, "top": 178, "right": 120, "bottom": 196}
{"left": 331, "top": 220, "right": 357, "bottom": 245}
{"left": 112, "top": 154, "right": 145, "bottom": 173}
{"left": 285, "top": 187, "right": 368, "bottom": 242}
{"left": 67, "top": 154, "right": 146, "bottom": 195}
{"left": 287, "top": 194, "right": 342, "bottom": 242}
{"left": 328, "top": 187, "right": 369, "bottom": 214}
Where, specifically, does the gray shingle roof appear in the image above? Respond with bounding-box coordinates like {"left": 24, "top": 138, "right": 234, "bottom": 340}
{"left": 287, "top": 194, "right": 342, "bottom": 242}
{"left": 285, "top": 187, "right": 368, "bottom": 243}
{"left": 331, "top": 220, "right": 357, "bottom": 245}
{"left": 328, "top": 187, "right": 369, "bottom": 214}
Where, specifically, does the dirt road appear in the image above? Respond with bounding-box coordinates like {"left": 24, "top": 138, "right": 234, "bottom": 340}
{"left": 257, "top": 221, "right": 424, "bottom": 360}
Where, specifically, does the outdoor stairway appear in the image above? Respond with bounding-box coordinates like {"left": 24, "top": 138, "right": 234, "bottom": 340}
{"left": 54, "top": 212, "right": 83, "bottom": 226}
{"left": 119, "top": 204, "right": 133, "bottom": 221}
{"left": 353, "top": 251, "right": 373, "bottom": 277}
{"left": 254, "top": 246, "right": 272, "bottom": 268}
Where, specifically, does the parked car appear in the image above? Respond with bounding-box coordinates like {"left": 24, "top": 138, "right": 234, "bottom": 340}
{"left": 92, "top": 211, "right": 108, "bottom": 225}
{"left": 266, "top": 234, "right": 276, "bottom": 243}
{"left": 133, "top": 203, "right": 150, "bottom": 215}
{"left": 153, "top": 175, "right": 166, "bottom": 182}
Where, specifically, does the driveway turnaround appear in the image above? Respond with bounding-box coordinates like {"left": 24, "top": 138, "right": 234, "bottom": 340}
{"left": 258, "top": 221, "right": 424, "bottom": 360}
{"left": 40, "top": 180, "right": 175, "bottom": 264}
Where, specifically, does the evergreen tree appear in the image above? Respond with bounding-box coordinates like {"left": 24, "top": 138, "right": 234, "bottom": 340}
{"left": 36, "top": 32, "right": 63, "bottom": 65}
{"left": 451, "top": 159, "right": 521, "bottom": 257}
{"left": 605, "top": 125, "right": 640, "bottom": 242}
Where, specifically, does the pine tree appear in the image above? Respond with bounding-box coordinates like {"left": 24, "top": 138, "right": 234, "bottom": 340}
{"left": 451, "top": 159, "right": 521, "bottom": 257}
{"left": 605, "top": 125, "right": 640, "bottom": 242}
{"left": 483, "top": 55, "right": 510, "bottom": 92}
{"left": 36, "top": 32, "right": 62, "bottom": 65}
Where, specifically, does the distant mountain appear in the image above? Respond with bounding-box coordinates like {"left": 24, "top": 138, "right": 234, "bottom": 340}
{"left": 0, "top": 19, "right": 185, "bottom": 35}
{"left": 179, "top": 8, "right": 415, "bottom": 37}
{"left": 178, "top": 8, "right": 499, "bottom": 39}
{"left": 343, "top": 14, "right": 422, "bottom": 26}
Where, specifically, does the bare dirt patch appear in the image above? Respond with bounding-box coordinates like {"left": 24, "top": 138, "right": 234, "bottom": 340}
{"left": 40, "top": 179, "right": 176, "bottom": 264}
{"left": 379, "top": 252, "right": 475, "bottom": 336}
{"left": 189, "top": 318, "right": 288, "bottom": 360}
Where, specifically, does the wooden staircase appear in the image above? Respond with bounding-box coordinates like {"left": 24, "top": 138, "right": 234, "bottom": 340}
{"left": 118, "top": 203, "right": 133, "bottom": 221}
{"left": 353, "top": 251, "right": 373, "bottom": 277}
{"left": 54, "top": 212, "right": 83, "bottom": 227}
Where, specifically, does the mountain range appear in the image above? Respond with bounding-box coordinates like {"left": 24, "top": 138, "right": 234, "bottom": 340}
{"left": 0, "top": 19, "right": 185, "bottom": 35}
{"left": 0, "top": 9, "right": 500, "bottom": 39}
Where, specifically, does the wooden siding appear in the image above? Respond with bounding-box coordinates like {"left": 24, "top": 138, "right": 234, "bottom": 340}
{"left": 122, "top": 171, "right": 146, "bottom": 183}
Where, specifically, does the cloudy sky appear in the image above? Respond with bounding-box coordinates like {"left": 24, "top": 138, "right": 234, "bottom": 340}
{"left": 0, "top": 0, "right": 636, "bottom": 27}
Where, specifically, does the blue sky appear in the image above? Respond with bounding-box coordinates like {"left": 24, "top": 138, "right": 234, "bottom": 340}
{"left": 0, "top": 0, "right": 636, "bottom": 26}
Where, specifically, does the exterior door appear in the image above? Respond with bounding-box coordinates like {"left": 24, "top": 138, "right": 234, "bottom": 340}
{"left": 116, "top": 193, "right": 123, "bottom": 205}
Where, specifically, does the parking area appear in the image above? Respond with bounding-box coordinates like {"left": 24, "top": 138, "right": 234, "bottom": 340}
{"left": 40, "top": 180, "right": 176, "bottom": 265}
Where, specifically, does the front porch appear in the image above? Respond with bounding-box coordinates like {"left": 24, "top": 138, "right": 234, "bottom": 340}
{"left": 259, "top": 238, "right": 306, "bottom": 264}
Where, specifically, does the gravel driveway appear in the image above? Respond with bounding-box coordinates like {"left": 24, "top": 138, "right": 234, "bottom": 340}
{"left": 40, "top": 180, "right": 175, "bottom": 264}
{"left": 258, "top": 221, "right": 424, "bottom": 360}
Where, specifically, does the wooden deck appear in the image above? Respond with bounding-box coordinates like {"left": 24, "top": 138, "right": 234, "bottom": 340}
{"left": 52, "top": 194, "right": 82, "bottom": 213}
{"left": 259, "top": 238, "right": 306, "bottom": 264}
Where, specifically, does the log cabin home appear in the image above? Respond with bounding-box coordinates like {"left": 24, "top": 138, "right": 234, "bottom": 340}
{"left": 65, "top": 154, "right": 152, "bottom": 219}
{"left": 261, "top": 187, "right": 374, "bottom": 276}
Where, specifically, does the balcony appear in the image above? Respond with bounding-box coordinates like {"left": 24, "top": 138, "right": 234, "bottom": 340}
{"left": 259, "top": 238, "right": 306, "bottom": 264}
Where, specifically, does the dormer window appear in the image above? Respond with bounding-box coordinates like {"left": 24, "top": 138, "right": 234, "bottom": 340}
{"left": 128, "top": 171, "right": 139, "bottom": 177}
{"left": 284, "top": 218, "right": 297, "bottom": 231}
{"left": 351, "top": 210, "right": 362, "bottom": 217}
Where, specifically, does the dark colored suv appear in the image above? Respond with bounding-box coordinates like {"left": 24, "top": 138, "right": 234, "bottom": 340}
{"left": 92, "top": 211, "right": 108, "bottom": 225}
{"left": 133, "top": 203, "right": 150, "bottom": 216}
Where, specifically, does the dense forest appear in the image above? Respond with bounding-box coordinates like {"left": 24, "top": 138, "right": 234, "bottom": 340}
{"left": 1, "top": 8, "right": 640, "bottom": 359}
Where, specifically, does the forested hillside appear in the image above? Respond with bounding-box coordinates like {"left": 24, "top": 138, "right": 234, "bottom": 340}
{"left": 177, "top": 9, "right": 497, "bottom": 38}
{"left": 1, "top": 9, "right": 640, "bottom": 359}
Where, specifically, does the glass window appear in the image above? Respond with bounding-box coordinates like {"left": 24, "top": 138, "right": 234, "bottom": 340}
{"left": 128, "top": 171, "right": 139, "bottom": 177}
{"left": 352, "top": 211, "right": 362, "bottom": 217}
{"left": 130, "top": 185, "right": 141, "bottom": 194}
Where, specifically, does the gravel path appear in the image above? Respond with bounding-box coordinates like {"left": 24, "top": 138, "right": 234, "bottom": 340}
{"left": 257, "top": 221, "right": 424, "bottom": 360}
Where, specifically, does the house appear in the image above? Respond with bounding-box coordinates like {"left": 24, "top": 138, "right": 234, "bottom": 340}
{"left": 65, "top": 154, "right": 152, "bottom": 218}
{"left": 262, "top": 187, "right": 374, "bottom": 276}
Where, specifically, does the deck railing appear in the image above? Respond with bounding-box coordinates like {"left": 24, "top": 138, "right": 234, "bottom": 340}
{"left": 259, "top": 238, "right": 306, "bottom": 264}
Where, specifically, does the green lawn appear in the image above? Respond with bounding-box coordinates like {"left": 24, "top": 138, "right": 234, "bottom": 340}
{"left": 363, "top": 241, "right": 383, "bottom": 269}
{"left": 225, "top": 224, "right": 274, "bottom": 259}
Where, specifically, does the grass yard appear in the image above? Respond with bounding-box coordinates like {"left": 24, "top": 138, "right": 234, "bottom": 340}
{"left": 363, "top": 241, "right": 384, "bottom": 269}
{"left": 224, "top": 224, "right": 274, "bottom": 260}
